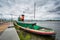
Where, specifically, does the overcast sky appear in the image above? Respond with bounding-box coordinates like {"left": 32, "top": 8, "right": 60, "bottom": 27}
{"left": 0, "top": 0, "right": 60, "bottom": 20}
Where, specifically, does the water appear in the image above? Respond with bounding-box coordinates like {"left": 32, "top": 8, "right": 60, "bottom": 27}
{"left": 35, "top": 21, "right": 60, "bottom": 40}
{"left": 23, "top": 21, "right": 60, "bottom": 40}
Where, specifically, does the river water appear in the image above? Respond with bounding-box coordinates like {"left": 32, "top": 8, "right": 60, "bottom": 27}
{"left": 22, "top": 21, "right": 60, "bottom": 40}
{"left": 36, "top": 21, "right": 60, "bottom": 40}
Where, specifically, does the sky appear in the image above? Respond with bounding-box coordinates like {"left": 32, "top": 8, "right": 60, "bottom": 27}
{"left": 0, "top": 0, "right": 60, "bottom": 20}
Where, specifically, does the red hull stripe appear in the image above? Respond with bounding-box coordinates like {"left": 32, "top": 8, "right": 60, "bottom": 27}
{"left": 21, "top": 27, "right": 55, "bottom": 35}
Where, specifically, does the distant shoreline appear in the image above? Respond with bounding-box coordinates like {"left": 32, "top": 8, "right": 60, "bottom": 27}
{"left": 24, "top": 20, "right": 60, "bottom": 21}
{"left": 0, "top": 19, "right": 60, "bottom": 21}
{"left": 0, "top": 19, "right": 60, "bottom": 22}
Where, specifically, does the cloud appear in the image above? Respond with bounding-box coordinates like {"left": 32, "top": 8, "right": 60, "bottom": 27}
{"left": 0, "top": 0, "right": 60, "bottom": 20}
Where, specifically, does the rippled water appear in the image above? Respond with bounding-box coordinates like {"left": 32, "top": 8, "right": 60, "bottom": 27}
{"left": 22, "top": 21, "right": 60, "bottom": 40}
{"left": 37, "top": 21, "right": 60, "bottom": 40}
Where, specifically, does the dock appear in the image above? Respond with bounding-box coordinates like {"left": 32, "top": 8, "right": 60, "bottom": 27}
{"left": 0, "top": 22, "right": 20, "bottom": 40}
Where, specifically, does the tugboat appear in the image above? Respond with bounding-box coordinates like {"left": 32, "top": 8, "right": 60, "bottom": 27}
{"left": 13, "top": 15, "right": 55, "bottom": 35}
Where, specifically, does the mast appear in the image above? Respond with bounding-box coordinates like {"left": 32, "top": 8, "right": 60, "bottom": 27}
{"left": 34, "top": 2, "right": 36, "bottom": 20}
